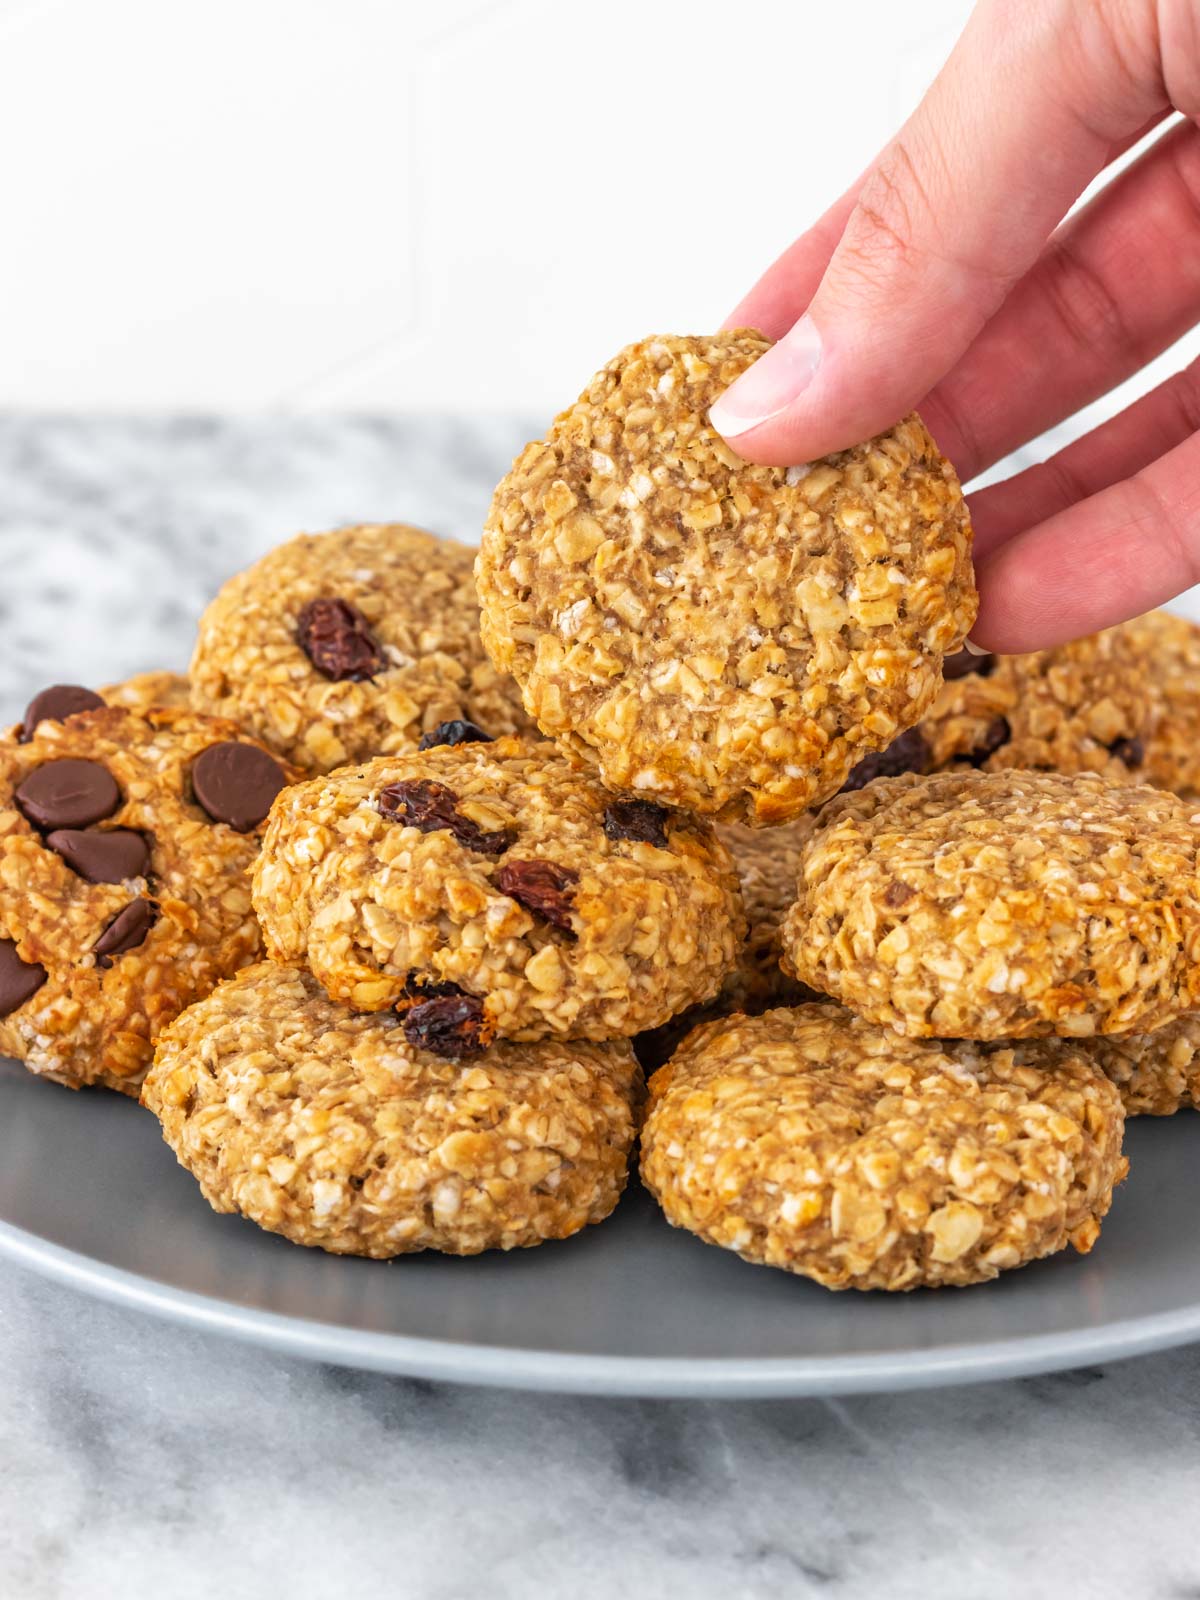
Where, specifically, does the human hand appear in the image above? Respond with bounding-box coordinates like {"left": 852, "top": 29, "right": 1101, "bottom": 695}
{"left": 708, "top": 0, "right": 1200, "bottom": 651}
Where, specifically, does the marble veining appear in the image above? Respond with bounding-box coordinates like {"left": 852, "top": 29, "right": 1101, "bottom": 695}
{"left": 0, "top": 415, "right": 1198, "bottom": 1600}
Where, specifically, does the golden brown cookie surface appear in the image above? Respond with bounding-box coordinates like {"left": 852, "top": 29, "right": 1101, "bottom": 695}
{"left": 0, "top": 704, "right": 292, "bottom": 1092}
{"left": 640, "top": 1005, "right": 1127, "bottom": 1290}
{"left": 781, "top": 769, "right": 1200, "bottom": 1039}
{"left": 100, "top": 670, "right": 193, "bottom": 714}
{"left": 191, "top": 523, "right": 531, "bottom": 775}
{"left": 477, "top": 332, "right": 976, "bottom": 823}
{"left": 253, "top": 736, "right": 745, "bottom": 1044}
{"left": 1117, "top": 610, "right": 1200, "bottom": 798}
{"left": 144, "top": 962, "right": 642, "bottom": 1257}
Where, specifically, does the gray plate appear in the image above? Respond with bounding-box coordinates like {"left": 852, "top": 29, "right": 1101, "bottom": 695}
{"left": 1, "top": 1056, "right": 1198, "bottom": 1396}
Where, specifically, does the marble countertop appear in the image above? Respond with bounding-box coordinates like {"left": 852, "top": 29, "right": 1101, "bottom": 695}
{"left": 1, "top": 415, "right": 1198, "bottom": 1600}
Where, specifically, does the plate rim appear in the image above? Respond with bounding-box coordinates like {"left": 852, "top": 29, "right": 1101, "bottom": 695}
{"left": 3, "top": 1214, "right": 1198, "bottom": 1397}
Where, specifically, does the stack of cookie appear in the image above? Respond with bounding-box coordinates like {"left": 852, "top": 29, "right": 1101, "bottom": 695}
{"left": 142, "top": 521, "right": 745, "bottom": 1259}
{"left": 6, "top": 327, "right": 1200, "bottom": 1296}
{"left": 476, "top": 331, "right": 1200, "bottom": 1293}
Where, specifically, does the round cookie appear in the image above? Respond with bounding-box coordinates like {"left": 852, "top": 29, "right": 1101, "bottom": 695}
{"left": 0, "top": 702, "right": 292, "bottom": 1092}
{"left": 781, "top": 769, "right": 1200, "bottom": 1039}
{"left": 1087, "top": 1015, "right": 1200, "bottom": 1117}
{"left": 100, "top": 670, "right": 192, "bottom": 714}
{"left": 633, "top": 815, "right": 818, "bottom": 1071}
{"left": 1117, "top": 609, "right": 1200, "bottom": 798}
{"left": 190, "top": 522, "right": 532, "bottom": 775}
{"left": 477, "top": 331, "right": 976, "bottom": 824}
{"left": 253, "top": 735, "right": 745, "bottom": 1044}
{"left": 143, "top": 962, "right": 642, "bottom": 1258}
{"left": 840, "top": 628, "right": 1152, "bottom": 790}
{"left": 640, "top": 1004, "right": 1127, "bottom": 1290}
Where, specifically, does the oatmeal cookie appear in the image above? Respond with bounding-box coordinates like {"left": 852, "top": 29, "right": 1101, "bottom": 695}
{"left": 144, "top": 962, "right": 642, "bottom": 1257}
{"left": 1117, "top": 610, "right": 1200, "bottom": 798}
{"left": 253, "top": 735, "right": 745, "bottom": 1045}
{"left": 190, "top": 522, "right": 531, "bottom": 775}
{"left": 781, "top": 769, "right": 1200, "bottom": 1039}
{"left": 1087, "top": 1015, "right": 1200, "bottom": 1117}
{"left": 841, "top": 629, "right": 1152, "bottom": 789}
{"left": 477, "top": 332, "right": 976, "bottom": 824}
{"left": 640, "top": 1004, "right": 1127, "bottom": 1290}
{"left": 100, "top": 670, "right": 192, "bottom": 713}
{"left": 0, "top": 700, "right": 292, "bottom": 1092}
{"left": 633, "top": 814, "right": 817, "bottom": 1071}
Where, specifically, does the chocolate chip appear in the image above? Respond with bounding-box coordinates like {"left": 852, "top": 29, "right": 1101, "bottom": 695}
{"left": 497, "top": 858, "right": 578, "bottom": 931}
{"left": 943, "top": 648, "right": 997, "bottom": 681}
{"left": 20, "top": 684, "right": 105, "bottom": 743}
{"left": 46, "top": 828, "right": 150, "bottom": 884}
{"left": 377, "top": 778, "right": 514, "bottom": 856}
{"left": 417, "top": 720, "right": 495, "bottom": 751}
{"left": 0, "top": 938, "right": 48, "bottom": 1017}
{"left": 602, "top": 799, "right": 671, "bottom": 848}
{"left": 296, "top": 597, "right": 384, "bottom": 682}
{"left": 401, "top": 989, "right": 490, "bottom": 1058}
{"left": 1109, "top": 735, "right": 1144, "bottom": 768}
{"left": 93, "top": 899, "right": 156, "bottom": 968}
{"left": 841, "top": 728, "right": 932, "bottom": 793}
{"left": 192, "top": 742, "right": 288, "bottom": 832}
{"left": 15, "top": 759, "right": 121, "bottom": 831}
{"left": 967, "top": 717, "right": 1012, "bottom": 766}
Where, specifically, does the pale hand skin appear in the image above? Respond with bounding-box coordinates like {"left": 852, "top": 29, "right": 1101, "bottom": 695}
{"left": 710, "top": 0, "right": 1200, "bottom": 652}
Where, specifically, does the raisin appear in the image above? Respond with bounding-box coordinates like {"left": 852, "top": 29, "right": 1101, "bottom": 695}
{"left": 1108, "top": 735, "right": 1144, "bottom": 768}
{"left": 883, "top": 879, "right": 916, "bottom": 908}
{"left": 841, "top": 728, "right": 932, "bottom": 793}
{"left": 394, "top": 974, "right": 464, "bottom": 1011}
{"left": 417, "top": 720, "right": 494, "bottom": 751}
{"left": 943, "top": 647, "right": 997, "bottom": 681}
{"left": 967, "top": 716, "right": 1011, "bottom": 766}
{"left": 603, "top": 799, "right": 670, "bottom": 848}
{"left": 377, "top": 778, "right": 514, "bottom": 856}
{"left": 497, "top": 858, "right": 578, "bottom": 931}
{"left": 296, "top": 597, "right": 384, "bottom": 682}
{"left": 402, "top": 990, "right": 490, "bottom": 1058}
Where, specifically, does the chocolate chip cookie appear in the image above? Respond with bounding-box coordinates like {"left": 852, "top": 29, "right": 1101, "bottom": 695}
{"left": 144, "top": 962, "right": 642, "bottom": 1257}
{"left": 477, "top": 331, "right": 976, "bottom": 823}
{"left": 640, "top": 1004, "right": 1127, "bottom": 1290}
{"left": 781, "top": 769, "right": 1200, "bottom": 1039}
{"left": 190, "top": 522, "right": 532, "bottom": 775}
{"left": 100, "top": 670, "right": 192, "bottom": 714}
{"left": 0, "top": 699, "right": 292, "bottom": 1092}
{"left": 839, "top": 628, "right": 1153, "bottom": 791}
{"left": 253, "top": 736, "right": 745, "bottom": 1046}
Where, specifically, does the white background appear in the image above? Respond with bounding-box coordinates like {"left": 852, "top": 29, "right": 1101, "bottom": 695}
{"left": 0, "top": 0, "right": 978, "bottom": 412}
{"left": 1, "top": 0, "right": 1197, "bottom": 467}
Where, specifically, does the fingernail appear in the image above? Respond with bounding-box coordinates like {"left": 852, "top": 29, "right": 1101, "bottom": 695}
{"left": 964, "top": 637, "right": 991, "bottom": 656}
{"left": 709, "top": 315, "right": 823, "bottom": 439}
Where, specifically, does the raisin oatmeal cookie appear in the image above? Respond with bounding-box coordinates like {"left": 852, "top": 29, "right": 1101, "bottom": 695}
{"left": 640, "top": 1004, "right": 1127, "bottom": 1290}
{"left": 190, "top": 523, "right": 531, "bottom": 775}
{"left": 100, "top": 670, "right": 193, "bottom": 713}
{"left": 0, "top": 699, "right": 292, "bottom": 1092}
{"left": 781, "top": 769, "right": 1200, "bottom": 1039}
{"left": 839, "top": 629, "right": 1152, "bottom": 790}
{"left": 1117, "top": 609, "right": 1200, "bottom": 799}
{"left": 1087, "top": 1015, "right": 1200, "bottom": 1117}
{"left": 477, "top": 332, "right": 976, "bottom": 824}
{"left": 144, "top": 962, "right": 642, "bottom": 1257}
{"left": 254, "top": 736, "right": 745, "bottom": 1046}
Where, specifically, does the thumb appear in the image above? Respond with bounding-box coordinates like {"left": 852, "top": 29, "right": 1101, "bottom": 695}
{"left": 709, "top": 0, "right": 1168, "bottom": 466}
